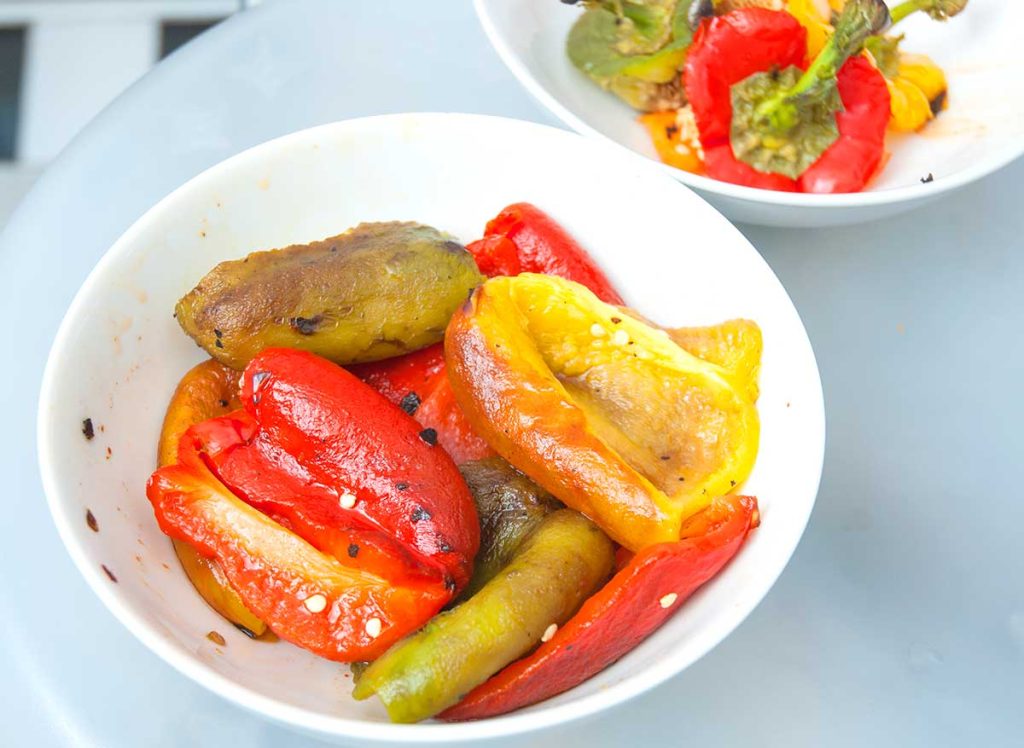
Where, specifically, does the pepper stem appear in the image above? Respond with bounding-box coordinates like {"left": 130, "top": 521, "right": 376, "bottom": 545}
{"left": 752, "top": 0, "right": 890, "bottom": 133}
{"left": 888, "top": 0, "right": 968, "bottom": 26}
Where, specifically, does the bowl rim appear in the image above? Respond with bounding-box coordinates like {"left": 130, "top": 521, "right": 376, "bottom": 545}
{"left": 37, "top": 112, "right": 826, "bottom": 742}
{"left": 472, "top": 0, "right": 1024, "bottom": 210}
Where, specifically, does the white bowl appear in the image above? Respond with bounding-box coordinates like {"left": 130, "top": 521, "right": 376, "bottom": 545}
{"left": 474, "top": 0, "right": 1024, "bottom": 227}
{"left": 38, "top": 113, "right": 824, "bottom": 742}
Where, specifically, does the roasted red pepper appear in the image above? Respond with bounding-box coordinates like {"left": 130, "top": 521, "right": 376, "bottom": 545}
{"left": 440, "top": 495, "right": 759, "bottom": 721}
{"left": 470, "top": 203, "right": 625, "bottom": 305}
{"left": 684, "top": 9, "right": 806, "bottom": 191}
{"left": 685, "top": 6, "right": 890, "bottom": 193}
{"left": 147, "top": 348, "right": 480, "bottom": 661}
{"left": 350, "top": 344, "right": 493, "bottom": 465}
{"left": 797, "top": 55, "right": 890, "bottom": 193}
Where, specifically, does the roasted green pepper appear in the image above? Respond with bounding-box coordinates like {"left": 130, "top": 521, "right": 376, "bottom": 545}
{"left": 458, "top": 457, "right": 561, "bottom": 600}
{"left": 352, "top": 510, "right": 614, "bottom": 722}
{"left": 175, "top": 222, "right": 483, "bottom": 369}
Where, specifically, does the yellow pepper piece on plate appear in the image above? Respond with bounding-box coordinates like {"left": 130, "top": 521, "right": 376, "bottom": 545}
{"left": 787, "top": 0, "right": 833, "bottom": 59}
{"left": 445, "top": 274, "right": 760, "bottom": 551}
{"left": 886, "top": 53, "right": 947, "bottom": 132}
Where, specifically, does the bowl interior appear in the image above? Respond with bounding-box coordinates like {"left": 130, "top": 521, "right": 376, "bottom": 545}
{"left": 39, "top": 113, "right": 824, "bottom": 742}
{"left": 475, "top": 0, "right": 1024, "bottom": 217}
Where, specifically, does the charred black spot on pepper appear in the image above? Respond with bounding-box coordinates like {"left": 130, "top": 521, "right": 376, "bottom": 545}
{"left": 610, "top": 317, "right": 622, "bottom": 324}
{"left": 290, "top": 315, "right": 323, "bottom": 335}
{"left": 419, "top": 428, "right": 438, "bottom": 446}
{"left": 565, "top": 644, "right": 574, "bottom": 651}
{"left": 678, "top": 476, "right": 686, "bottom": 482}
{"left": 86, "top": 509, "right": 99, "bottom": 532}
{"left": 214, "top": 339, "right": 224, "bottom": 349}
{"left": 347, "top": 543, "right": 360, "bottom": 558}
{"left": 660, "top": 454, "right": 671, "bottom": 461}
{"left": 218, "top": 399, "right": 229, "bottom": 408}
{"left": 439, "top": 541, "right": 452, "bottom": 553}
{"left": 101, "top": 564, "right": 118, "bottom": 583}
{"left": 664, "top": 124, "right": 679, "bottom": 139}
{"left": 399, "top": 391, "right": 421, "bottom": 416}
{"left": 82, "top": 418, "right": 95, "bottom": 440}
{"left": 730, "top": 480, "right": 737, "bottom": 487}
{"left": 213, "top": 328, "right": 223, "bottom": 339}
{"left": 234, "top": 623, "right": 258, "bottom": 639}
{"left": 929, "top": 90, "right": 947, "bottom": 117}
{"left": 921, "top": 173, "right": 935, "bottom": 184}
{"left": 396, "top": 482, "right": 409, "bottom": 491}
{"left": 411, "top": 507, "right": 432, "bottom": 522}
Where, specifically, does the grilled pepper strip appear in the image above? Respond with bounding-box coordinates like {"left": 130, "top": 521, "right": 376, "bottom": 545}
{"left": 352, "top": 510, "right": 614, "bottom": 723}
{"left": 471, "top": 203, "right": 625, "bottom": 305}
{"left": 457, "top": 457, "right": 561, "bottom": 600}
{"left": 157, "top": 358, "right": 266, "bottom": 636}
{"left": 446, "top": 274, "right": 759, "bottom": 551}
{"left": 147, "top": 348, "right": 480, "bottom": 661}
{"left": 350, "top": 344, "right": 493, "bottom": 465}
{"left": 149, "top": 452, "right": 449, "bottom": 662}
{"left": 235, "top": 348, "right": 479, "bottom": 590}
{"left": 441, "top": 495, "right": 760, "bottom": 721}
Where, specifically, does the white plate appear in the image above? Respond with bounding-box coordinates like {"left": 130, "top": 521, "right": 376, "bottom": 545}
{"left": 474, "top": 0, "right": 1024, "bottom": 227}
{"left": 38, "top": 113, "right": 824, "bottom": 742}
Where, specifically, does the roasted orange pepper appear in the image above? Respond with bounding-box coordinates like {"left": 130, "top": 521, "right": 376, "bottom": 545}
{"left": 157, "top": 358, "right": 267, "bottom": 636}
{"left": 446, "top": 274, "right": 760, "bottom": 551}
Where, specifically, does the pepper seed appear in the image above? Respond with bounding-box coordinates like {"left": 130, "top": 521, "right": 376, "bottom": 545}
{"left": 339, "top": 492, "right": 357, "bottom": 509}
{"left": 659, "top": 593, "right": 678, "bottom": 609}
{"left": 541, "top": 623, "right": 558, "bottom": 642}
{"left": 304, "top": 594, "right": 328, "bottom": 613}
{"left": 590, "top": 323, "right": 606, "bottom": 338}
{"left": 365, "top": 617, "right": 383, "bottom": 638}
{"left": 611, "top": 329, "right": 630, "bottom": 346}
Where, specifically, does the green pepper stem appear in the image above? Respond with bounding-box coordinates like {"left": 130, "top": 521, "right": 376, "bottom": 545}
{"left": 888, "top": 0, "right": 930, "bottom": 24}
{"left": 887, "top": 0, "right": 969, "bottom": 25}
{"left": 752, "top": 0, "right": 889, "bottom": 133}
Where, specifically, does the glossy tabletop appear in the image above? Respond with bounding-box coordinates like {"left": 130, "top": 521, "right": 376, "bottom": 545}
{"left": 1, "top": 1, "right": 1021, "bottom": 746}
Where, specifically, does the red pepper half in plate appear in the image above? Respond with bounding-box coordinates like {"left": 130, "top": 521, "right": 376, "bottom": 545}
{"left": 684, "top": 9, "right": 806, "bottom": 191}
{"left": 470, "top": 202, "right": 625, "bottom": 305}
{"left": 147, "top": 348, "right": 480, "bottom": 661}
{"left": 797, "top": 55, "right": 890, "bottom": 193}
{"left": 440, "top": 495, "right": 759, "bottom": 721}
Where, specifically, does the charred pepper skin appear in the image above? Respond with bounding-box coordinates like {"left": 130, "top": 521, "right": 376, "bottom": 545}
{"left": 440, "top": 495, "right": 760, "bottom": 721}
{"left": 174, "top": 222, "right": 483, "bottom": 370}
{"left": 352, "top": 510, "right": 614, "bottom": 723}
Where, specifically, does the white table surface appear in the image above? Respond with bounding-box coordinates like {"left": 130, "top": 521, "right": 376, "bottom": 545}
{"left": 2, "top": 1, "right": 1022, "bottom": 746}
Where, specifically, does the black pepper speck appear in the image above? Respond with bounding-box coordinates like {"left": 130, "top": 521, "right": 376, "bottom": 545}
{"left": 419, "top": 428, "right": 438, "bottom": 446}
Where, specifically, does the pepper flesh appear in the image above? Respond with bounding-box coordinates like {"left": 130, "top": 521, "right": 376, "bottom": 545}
{"left": 350, "top": 344, "right": 493, "bottom": 465}
{"left": 457, "top": 457, "right": 561, "bottom": 600}
{"left": 156, "top": 358, "right": 266, "bottom": 636}
{"left": 147, "top": 348, "right": 480, "bottom": 660}
{"left": 440, "top": 495, "right": 760, "bottom": 721}
{"left": 446, "top": 274, "right": 759, "bottom": 551}
{"left": 352, "top": 510, "right": 614, "bottom": 723}
{"left": 473, "top": 203, "right": 625, "bottom": 305}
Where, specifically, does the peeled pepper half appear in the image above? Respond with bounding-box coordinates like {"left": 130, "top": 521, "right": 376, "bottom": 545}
{"left": 446, "top": 273, "right": 760, "bottom": 551}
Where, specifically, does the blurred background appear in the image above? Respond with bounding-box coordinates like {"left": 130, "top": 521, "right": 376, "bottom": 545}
{"left": 0, "top": 0, "right": 260, "bottom": 226}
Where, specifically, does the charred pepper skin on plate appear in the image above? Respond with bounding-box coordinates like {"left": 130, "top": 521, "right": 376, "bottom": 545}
{"left": 352, "top": 510, "right": 614, "bottom": 723}
{"left": 174, "top": 222, "right": 484, "bottom": 369}
{"left": 445, "top": 273, "right": 759, "bottom": 551}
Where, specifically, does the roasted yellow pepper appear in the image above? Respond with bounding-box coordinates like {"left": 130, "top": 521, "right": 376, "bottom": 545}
{"left": 446, "top": 274, "right": 760, "bottom": 551}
